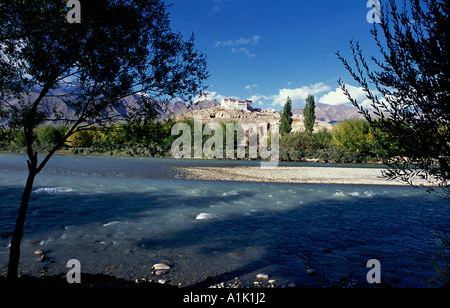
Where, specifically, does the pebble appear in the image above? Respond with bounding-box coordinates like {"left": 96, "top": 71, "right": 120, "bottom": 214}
{"left": 306, "top": 268, "right": 317, "bottom": 276}
{"left": 34, "top": 249, "right": 45, "bottom": 255}
{"left": 153, "top": 263, "right": 171, "bottom": 271}
{"left": 208, "top": 277, "right": 244, "bottom": 289}
{"left": 158, "top": 279, "right": 168, "bottom": 285}
{"left": 256, "top": 273, "right": 269, "bottom": 280}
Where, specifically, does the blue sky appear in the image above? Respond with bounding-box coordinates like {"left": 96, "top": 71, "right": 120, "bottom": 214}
{"left": 169, "top": 0, "right": 383, "bottom": 110}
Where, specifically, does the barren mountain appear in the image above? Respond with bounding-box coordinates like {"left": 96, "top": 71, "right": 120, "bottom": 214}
{"left": 0, "top": 88, "right": 220, "bottom": 126}
{"left": 292, "top": 103, "right": 363, "bottom": 124}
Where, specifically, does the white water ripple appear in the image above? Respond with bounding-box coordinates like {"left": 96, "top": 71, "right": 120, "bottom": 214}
{"left": 34, "top": 187, "right": 79, "bottom": 195}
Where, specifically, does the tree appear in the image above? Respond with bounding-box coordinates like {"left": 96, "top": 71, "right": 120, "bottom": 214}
{"left": 1, "top": 0, "right": 208, "bottom": 280}
{"left": 303, "top": 95, "right": 316, "bottom": 134}
{"left": 280, "top": 97, "right": 293, "bottom": 136}
{"left": 314, "top": 128, "right": 333, "bottom": 150}
{"left": 35, "top": 125, "right": 63, "bottom": 147}
{"left": 332, "top": 118, "right": 371, "bottom": 154}
{"left": 337, "top": 0, "right": 449, "bottom": 193}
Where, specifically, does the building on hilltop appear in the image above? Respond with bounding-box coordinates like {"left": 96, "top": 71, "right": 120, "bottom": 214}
{"left": 221, "top": 98, "right": 253, "bottom": 111}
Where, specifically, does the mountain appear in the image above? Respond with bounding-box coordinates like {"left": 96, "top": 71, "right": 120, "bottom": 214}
{"left": 157, "top": 99, "right": 220, "bottom": 120}
{"left": 1, "top": 88, "right": 362, "bottom": 126}
{"left": 0, "top": 88, "right": 220, "bottom": 126}
{"left": 292, "top": 103, "right": 364, "bottom": 124}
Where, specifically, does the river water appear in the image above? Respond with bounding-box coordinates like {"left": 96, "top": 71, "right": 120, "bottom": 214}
{"left": 0, "top": 154, "right": 448, "bottom": 287}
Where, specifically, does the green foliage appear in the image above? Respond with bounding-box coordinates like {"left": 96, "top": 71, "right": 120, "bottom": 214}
{"left": 67, "top": 130, "right": 96, "bottom": 148}
{"left": 0, "top": 117, "right": 406, "bottom": 164}
{"left": 332, "top": 118, "right": 371, "bottom": 153}
{"left": 0, "top": 128, "right": 9, "bottom": 145}
{"left": 278, "top": 117, "right": 395, "bottom": 162}
{"left": 314, "top": 128, "right": 333, "bottom": 150}
{"left": 303, "top": 95, "right": 316, "bottom": 134}
{"left": 280, "top": 97, "right": 293, "bottom": 136}
{"left": 35, "top": 125, "right": 62, "bottom": 146}
{"left": 337, "top": 0, "right": 449, "bottom": 191}
{"left": 281, "top": 131, "right": 316, "bottom": 152}
{"left": 11, "top": 129, "right": 27, "bottom": 147}
{"left": 63, "top": 120, "right": 177, "bottom": 157}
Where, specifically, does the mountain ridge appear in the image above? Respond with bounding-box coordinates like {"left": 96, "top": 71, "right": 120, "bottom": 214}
{"left": 292, "top": 102, "right": 364, "bottom": 124}
{"left": 1, "top": 90, "right": 363, "bottom": 126}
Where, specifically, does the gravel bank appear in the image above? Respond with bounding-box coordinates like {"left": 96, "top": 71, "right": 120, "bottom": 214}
{"left": 176, "top": 166, "right": 424, "bottom": 186}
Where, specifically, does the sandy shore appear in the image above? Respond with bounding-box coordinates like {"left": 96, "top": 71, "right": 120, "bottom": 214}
{"left": 176, "top": 166, "right": 427, "bottom": 186}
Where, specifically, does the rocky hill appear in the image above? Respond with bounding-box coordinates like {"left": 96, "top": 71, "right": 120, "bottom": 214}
{"left": 173, "top": 106, "right": 336, "bottom": 132}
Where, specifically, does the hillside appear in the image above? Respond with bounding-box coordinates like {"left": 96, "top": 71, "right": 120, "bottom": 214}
{"left": 173, "top": 106, "right": 336, "bottom": 132}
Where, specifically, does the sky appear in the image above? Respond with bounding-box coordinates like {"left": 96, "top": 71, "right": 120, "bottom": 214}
{"left": 168, "top": 0, "right": 384, "bottom": 110}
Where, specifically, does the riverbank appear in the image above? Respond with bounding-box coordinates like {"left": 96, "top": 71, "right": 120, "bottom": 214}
{"left": 176, "top": 166, "right": 430, "bottom": 186}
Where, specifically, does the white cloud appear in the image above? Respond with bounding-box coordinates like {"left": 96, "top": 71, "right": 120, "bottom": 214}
{"left": 244, "top": 84, "right": 259, "bottom": 91}
{"left": 269, "top": 83, "right": 332, "bottom": 107}
{"left": 215, "top": 35, "right": 261, "bottom": 48}
{"left": 196, "top": 83, "right": 378, "bottom": 110}
{"left": 232, "top": 47, "right": 255, "bottom": 58}
{"left": 247, "top": 94, "right": 271, "bottom": 107}
{"left": 235, "top": 82, "right": 333, "bottom": 108}
{"left": 215, "top": 35, "right": 261, "bottom": 58}
{"left": 318, "top": 85, "right": 373, "bottom": 107}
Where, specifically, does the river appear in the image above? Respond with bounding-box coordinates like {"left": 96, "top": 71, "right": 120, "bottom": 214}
{"left": 0, "top": 154, "right": 448, "bottom": 287}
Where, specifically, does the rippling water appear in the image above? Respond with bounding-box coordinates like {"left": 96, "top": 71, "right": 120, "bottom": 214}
{"left": 0, "top": 154, "right": 448, "bottom": 287}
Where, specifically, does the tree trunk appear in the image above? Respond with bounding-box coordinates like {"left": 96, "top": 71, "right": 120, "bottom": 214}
{"left": 7, "top": 168, "right": 37, "bottom": 280}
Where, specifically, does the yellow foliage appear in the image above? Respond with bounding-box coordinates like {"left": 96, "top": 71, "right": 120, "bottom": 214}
{"left": 66, "top": 130, "right": 98, "bottom": 148}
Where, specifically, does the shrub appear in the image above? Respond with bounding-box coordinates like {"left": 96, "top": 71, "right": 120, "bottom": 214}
{"left": 66, "top": 130, "right": 96, "bottom": 148}
{"left": 332, "top": 118, "right": 371, "bottom": 153}
{"left": 10, "top": 129, "right": 27, "bottom": 147}
{"left": 281, "top": 131, "right": 316, "bottom": 152}
{"left": 314, "top": 128, "right": 333, "bottom": 149}
{"left": 36, "top": 125, "right": 62, "bottom": 146}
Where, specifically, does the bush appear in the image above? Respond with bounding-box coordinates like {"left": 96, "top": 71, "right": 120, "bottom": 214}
{"left": 314, "top": 128, "right": 333, "bottom": 149}
{"left": 10, "top": 129, "right": 27, "bottom": 147}
{"left": 67, "top": 130, "right": 97, "bottom": 148}
{"left": 0, "top": 128, "right": 12, "bottom": 146}
{"left": 281, "top": 131, "right": 317, "bottom": 152}
{"left": 36, "top": 125, "right": 63, "bottom": 146}
{"left": 332, "top": 118, "right": 371, "bottom": 153}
